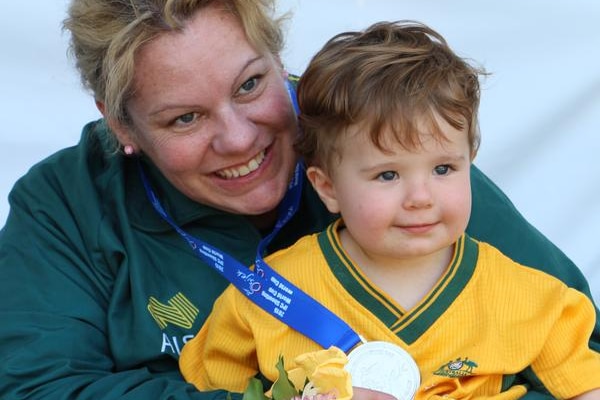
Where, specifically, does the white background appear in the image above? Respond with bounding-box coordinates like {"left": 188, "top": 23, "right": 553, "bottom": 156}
{"left": 1, "top": 1, "right": 599, "bottom": 303}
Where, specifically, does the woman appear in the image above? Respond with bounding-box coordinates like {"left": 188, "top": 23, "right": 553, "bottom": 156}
{"left": 0, "top": 0, "right": 597, "bottom": 399}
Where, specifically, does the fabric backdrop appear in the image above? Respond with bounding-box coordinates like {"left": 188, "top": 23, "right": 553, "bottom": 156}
{"left": 1, "top": 0, "right": 598, "bottom": 303}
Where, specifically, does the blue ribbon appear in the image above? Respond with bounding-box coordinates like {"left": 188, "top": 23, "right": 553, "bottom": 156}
{"left": 139, "top": 162, "right": 361, "bottom": 352}
{"left": 138, "top": 81, "right": 361, "bottom": 352}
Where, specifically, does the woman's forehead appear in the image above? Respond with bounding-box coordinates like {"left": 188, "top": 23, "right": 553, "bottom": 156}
{"left": 129, "top": 6, "right": 260, "bottom": 107}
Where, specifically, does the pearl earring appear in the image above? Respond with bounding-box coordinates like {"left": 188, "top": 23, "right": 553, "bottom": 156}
{"left": 123, "top": 145, "right": 134, "bottom": 155}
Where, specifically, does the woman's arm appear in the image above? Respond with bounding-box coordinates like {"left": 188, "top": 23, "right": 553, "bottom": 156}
{"left": 0, "top": 165, "right": 232, "bottom": 400}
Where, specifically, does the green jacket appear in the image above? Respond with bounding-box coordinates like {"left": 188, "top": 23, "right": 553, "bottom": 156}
{"left": 0, "top": 119, "right": 597, "bottom": 399}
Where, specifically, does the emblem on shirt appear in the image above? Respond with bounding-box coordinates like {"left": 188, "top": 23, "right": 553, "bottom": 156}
{"left": 433, "top": 357, "right": 478, "bottom": 378}
{"left": 147, "top": 292, "right": 199, "bottom": 329}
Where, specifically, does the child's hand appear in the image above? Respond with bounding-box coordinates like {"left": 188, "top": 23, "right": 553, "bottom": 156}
{"left": 571, "top": 388, "right": 600, "bottom": 400}
{"left": 352, "top": 387, "right": 398, "bottom": 400}
{"left": 291, "top": 393, "right": 337, "bottom": 400}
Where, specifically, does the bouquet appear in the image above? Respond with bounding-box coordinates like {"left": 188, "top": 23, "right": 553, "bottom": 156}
{"left": 240, "top": 347, "right": 353, "bottom": 400}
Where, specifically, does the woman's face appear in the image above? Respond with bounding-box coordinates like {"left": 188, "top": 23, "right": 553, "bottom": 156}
{"left": 120, "top": 4, "right": 298, "bottom": 216}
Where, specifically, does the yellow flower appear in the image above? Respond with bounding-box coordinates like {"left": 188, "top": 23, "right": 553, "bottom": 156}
{"left": 244, "top": 348, "right": 353, "bottom": 400}
{"left": 287, "top": 347, "right": 353, "bottom": 400}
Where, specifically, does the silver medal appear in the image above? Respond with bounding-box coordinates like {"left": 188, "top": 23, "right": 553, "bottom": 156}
{"left": 345, "top": 341, "right": 420, "bottom": 400}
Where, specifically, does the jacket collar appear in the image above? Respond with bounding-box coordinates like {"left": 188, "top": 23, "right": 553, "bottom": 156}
{"left": 125, "top": 156, "right": 227, "bottom": 233}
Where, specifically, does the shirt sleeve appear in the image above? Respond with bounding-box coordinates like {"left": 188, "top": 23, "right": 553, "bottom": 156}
{"left": 180, "top": 287, "right": 259, "bottom": 394}
{"left": 534, "top": 288, "right": 600, "bottom": 398}
{"left": 467, "top": 165, "right": 600, "bottom": 353}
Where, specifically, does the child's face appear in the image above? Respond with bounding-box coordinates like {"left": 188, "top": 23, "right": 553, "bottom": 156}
{"left": 314, "top": 116, "right": 472, "bottom": 263}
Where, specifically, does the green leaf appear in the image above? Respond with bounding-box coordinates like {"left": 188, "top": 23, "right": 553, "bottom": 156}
{"left": 242, "top": 378, "right": 269, "bottom": 400}
{"left": 271, "top": 356, "right": 300, "bottom": 400}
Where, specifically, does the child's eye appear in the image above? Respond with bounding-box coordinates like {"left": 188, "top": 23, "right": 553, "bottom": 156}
{"left": 434, "top": 165, "right": 450, "bottom": 175}
{"left": 377, "top": 171, "right": 398, "bottom": 181}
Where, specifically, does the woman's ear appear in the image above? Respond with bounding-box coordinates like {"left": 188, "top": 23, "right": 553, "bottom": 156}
{"left": 95, "top": 100, "right": 106, "bottom": 116}
{"left": 306, "top": 166, "right": 340, "bottom": 214}
{"left": 96, "top": 100, "right": 138, "bottom": 152}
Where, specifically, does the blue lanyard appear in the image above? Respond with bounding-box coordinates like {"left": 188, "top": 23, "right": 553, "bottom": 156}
{"left": 138, "top": 160, "right": 362, "bottom": 352}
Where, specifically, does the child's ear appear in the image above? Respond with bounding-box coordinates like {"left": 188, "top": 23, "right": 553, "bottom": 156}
{"left": 306, "top": 166, "right": 340, "bottom": 214}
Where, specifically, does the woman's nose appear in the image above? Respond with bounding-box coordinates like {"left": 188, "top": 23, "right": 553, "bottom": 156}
{"left": 211, "top": 105, "right": 258, "bottom": 154}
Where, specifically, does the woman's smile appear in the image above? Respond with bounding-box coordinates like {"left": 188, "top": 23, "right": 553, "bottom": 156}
{"left": 215, "top": 149, "right": 266, "bottom": 179}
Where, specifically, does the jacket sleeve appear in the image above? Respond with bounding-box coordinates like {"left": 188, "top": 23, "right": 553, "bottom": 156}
{"left": 0, "top": 177, "right": 234, "bottom": 400}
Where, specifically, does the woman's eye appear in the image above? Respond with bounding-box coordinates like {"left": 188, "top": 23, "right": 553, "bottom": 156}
{"left": 434, "top": 165, "right": 450, "bottom": 175}
{"left": 239, "top": 77, "right": 259, "bottom": 95}
{"left": 174, "top": 112, "right": 197, "bottom": 126}
{"left": 377, "top": 171, "right": 398, "bottom": 181}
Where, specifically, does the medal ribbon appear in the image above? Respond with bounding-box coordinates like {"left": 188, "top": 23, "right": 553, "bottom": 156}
{"left": 138, "top": 82, "right": 361, "bottom": 352}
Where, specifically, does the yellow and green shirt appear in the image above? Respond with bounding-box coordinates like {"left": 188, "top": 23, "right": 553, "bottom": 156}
{"left": 181, "top": 221, "right": 600, "bottom": 399}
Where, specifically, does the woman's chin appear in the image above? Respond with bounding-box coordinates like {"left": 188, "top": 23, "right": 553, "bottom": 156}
{"left": 241, "top": 190, "right": 285, "bottom": 216}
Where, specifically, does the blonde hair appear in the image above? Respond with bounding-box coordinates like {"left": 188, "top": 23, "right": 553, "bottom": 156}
{"left": 295, "top": 20, "right": 485, "bottom": 171}
{"left": 64, "top": 0, "right": 285, "bottom": 126}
